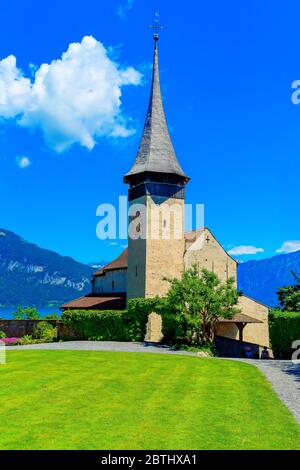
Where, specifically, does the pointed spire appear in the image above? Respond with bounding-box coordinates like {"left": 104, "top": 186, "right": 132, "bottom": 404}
{"left": 124, "top": 35, "right": 189, "bottom": 184}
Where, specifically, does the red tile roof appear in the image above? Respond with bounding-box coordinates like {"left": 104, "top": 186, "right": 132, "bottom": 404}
{"left": 61, "top": 294, "right": 126, "bottom": 310}
{"left": 94, "top": 248, "right": 128, "bottom": 277}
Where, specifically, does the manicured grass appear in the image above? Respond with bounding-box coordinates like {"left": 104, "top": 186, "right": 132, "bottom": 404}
{"left": 0, "top": 351, "right": 299, "bottom": 450}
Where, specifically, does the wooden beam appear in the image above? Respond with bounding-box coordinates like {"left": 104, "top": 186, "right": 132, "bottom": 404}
{"left": 235, "top": 322, "right": 246, "bottom": 343}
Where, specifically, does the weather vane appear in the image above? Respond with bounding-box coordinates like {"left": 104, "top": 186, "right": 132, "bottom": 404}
{"left": 149, "top": 13, "right": 163, "bottom": 41}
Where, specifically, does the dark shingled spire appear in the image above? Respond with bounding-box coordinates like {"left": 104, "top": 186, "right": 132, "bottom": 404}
{"left": 124, "top": 39, "right": 189, "bottom": 184}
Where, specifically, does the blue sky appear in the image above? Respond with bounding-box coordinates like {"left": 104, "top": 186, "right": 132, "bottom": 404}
{"left": 0, "top": 0, "right": 300, "bottom": 264}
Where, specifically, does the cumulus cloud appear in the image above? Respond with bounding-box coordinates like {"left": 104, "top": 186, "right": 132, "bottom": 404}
{"left": 228, "top": 246, "right": 264, "bottom": 255}
{"left": 276, "top": 241, "right": 300, "bottom": 254}
{"left": 117, "top": 0, "right": 134, "bottom": 19}
{"left": 0, "top": 36, "right": 142, "bottom": 152}
{"left": 16, "top": 156, "right": 31, "bottom": 169}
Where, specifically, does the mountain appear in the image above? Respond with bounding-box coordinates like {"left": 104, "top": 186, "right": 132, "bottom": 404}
{"left": 238, "top": 250, "right": 300, "bottom": 307}
{"left": 0, "top": 229, "right": 95, "bottom": 307}
{"left": 2, "top": 226, "right": 299, "bottom": 309}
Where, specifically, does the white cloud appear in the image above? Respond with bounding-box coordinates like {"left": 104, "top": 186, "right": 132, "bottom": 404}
{"left": 276, "top": 241, "right": 300, "bottom": 254}
{"left": 16, "top": 156, "right": 31, "bottom": 169}
{"left": 0, "top": 36, "right": 142, "bottom": 152}
{"left": 228, "top": 245, "right": 264, "bottom": 255}
{"left": 117, "top": 0, "right": 134, "bottom": 19}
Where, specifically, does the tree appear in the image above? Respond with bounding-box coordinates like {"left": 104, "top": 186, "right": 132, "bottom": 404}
{"left": 13, "top": 306, "right": 41, "bottom": 320}
{"left": 277, "top": 270, "right": 300, "bottom": 312}
{"left": 160, "top": 266, "right": 240, "bottom": 345}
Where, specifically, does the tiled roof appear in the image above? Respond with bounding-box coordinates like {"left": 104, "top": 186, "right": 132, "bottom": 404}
{"left": 61, "top": 294, "right": 126, "bottom": 310}
{"left": 184, "top": 228, "right": 205, "bottom": 251}
{"left": 93, "top": 248, "right": 128, "bottom": 277}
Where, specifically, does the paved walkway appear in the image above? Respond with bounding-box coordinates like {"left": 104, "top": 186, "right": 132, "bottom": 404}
{"left": 8, "top": 341, "right": 300, "bottom": 424}
{"left": 8, "top": 340, "right": 196, "bottom": 356}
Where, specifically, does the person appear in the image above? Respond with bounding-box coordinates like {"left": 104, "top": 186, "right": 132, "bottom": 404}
{"left": 242, "top": 346, "right": 254, "bottom": 358}
{"left": 261, "top": 346, "right": 270, "bottom": 359}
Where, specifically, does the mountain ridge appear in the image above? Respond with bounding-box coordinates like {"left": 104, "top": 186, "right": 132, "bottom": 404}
{"left": 1, "top": 227, "right": 299, "bottom": 309}
{"left": 238, "top": 249, "right": 300, "bottom": 307}
{"left": 0, "top": 228, "right": 95, "bottom": 307}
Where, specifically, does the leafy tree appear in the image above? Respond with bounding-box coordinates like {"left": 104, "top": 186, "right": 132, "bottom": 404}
{"left": 277, "top": 271, "right": 300, "bottom": 312}
{"left": 160, "top": 266, "right": 240, "bottom": 345}
{"left": 13, "top": 306, "right": 41, "bottom": 320}
{"left": 277, "top": 286, "right": 300, "bottom": 312}
{"left": 44, "top": 313, "right": 60, "bottom": 320}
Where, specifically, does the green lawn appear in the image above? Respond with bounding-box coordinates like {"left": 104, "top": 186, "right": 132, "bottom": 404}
{"left": 0, "top": 351, "right": 299, "bottom": 450}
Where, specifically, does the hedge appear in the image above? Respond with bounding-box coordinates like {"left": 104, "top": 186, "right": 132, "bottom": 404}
{"left": 269, "top": 310, "right": 300, "bottom": 359}
{"left": 61, "top": 299, "right": 157, "bottom": 342}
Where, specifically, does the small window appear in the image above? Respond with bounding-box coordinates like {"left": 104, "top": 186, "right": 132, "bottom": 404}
{"left": 112, "top": 280, "right": 115, "bottom": 291}
{"left": 163, "top": 219, "right": 167, "bottom": 228}
{"left": 135, "top": 266, "right": 138, "bottom": 277}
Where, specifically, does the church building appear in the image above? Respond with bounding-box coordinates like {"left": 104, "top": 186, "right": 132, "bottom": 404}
{"left": 62, "top": 31, "right": 270, "bottom": 354}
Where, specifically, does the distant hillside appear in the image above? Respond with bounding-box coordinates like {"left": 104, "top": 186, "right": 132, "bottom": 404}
{"left": 0, "top": 229, "right": 95, "bottom": 307}
{"left": 2, "top": 226, "right": 299, "bottom": 309}
{"left": 238, "top": 250, "right": 300, "bottom": 307}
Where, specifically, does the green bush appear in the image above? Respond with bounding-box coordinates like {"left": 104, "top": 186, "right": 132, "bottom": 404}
{"left": 13, "top": 307, "right": 41, "bottom": 320}
{"left": 44, "top": 313, "right": 60, "bottom": 320}
{"left": 18, "top": 335, "right": 39, "bottom": 345}
{"left": 62, "top": 301, "right": 154, "bottom": 342}
{"left": 33, "top": 322, "right": 57, "bottom": 342}
{"left": 0, "top": 331, "right": 6, "bottom": 339}
{"left": 269, "top": 310, "right": 300, "bottom": 358}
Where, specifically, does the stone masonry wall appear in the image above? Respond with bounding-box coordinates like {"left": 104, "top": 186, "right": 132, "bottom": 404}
{"left": 127, "top": 194, "right": 185, "bottom": 300}
{"left": 215, "top": 295, "right": 270, "bottom": 347}
{"left": 0, "top": 320, "right": 78, "bottom": 339}
{"left": 184, "top": 228, "right": 237, "bottom": 285}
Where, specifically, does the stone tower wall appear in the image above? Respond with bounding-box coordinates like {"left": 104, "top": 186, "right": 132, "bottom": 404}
{"left": 127, "top": 194, "right": 185, "bottom": 300}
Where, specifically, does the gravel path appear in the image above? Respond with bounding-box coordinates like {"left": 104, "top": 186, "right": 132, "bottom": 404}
{"left": 8, "top": 340, "right": 196, "bottom": 356}
{"left": 7, "top": 341, "right": 300, "bottom": 424}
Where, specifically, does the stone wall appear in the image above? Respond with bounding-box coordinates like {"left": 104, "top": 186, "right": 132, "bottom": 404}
{"left": 0, "top": 320, "right": 78, "bottom": 339}
{"left": 127, "top": 194, "right": 185, "bottom": 300}
{"left": 144, "top": 312, "right": 163, "bottom": 342}
{"left": 215, "top": 295, "right": 270, "bottom": 347}
{"left": 184, "top": 228, "right": 237, "bottom": 285}
{"left": 93, "top": 269, "right": 127, "bottom": 294}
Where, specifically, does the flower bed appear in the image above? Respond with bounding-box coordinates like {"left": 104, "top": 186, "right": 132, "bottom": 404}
{"left": 0, "top": 337, "right": 19, "bottom": 345}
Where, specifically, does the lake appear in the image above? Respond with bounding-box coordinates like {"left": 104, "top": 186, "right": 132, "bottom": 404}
{"left": 0, "top": 307, "right": 61, "bottom": 320}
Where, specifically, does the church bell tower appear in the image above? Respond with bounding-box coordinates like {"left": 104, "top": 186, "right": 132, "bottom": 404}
{"left": 124, "top": 22, "right": 190, "bottom": 300}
